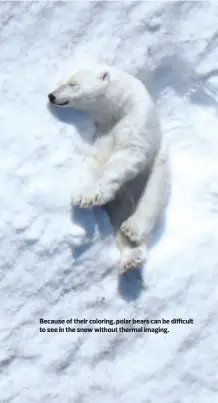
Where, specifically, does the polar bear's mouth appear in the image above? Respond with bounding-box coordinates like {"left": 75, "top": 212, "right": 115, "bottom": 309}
{"left": 57, "top": 100, "right": 69, "bottom": 106}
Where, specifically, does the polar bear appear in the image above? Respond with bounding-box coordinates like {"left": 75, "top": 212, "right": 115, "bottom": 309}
{"left": 48, "top": 64, "right": 169, "bottom": 273}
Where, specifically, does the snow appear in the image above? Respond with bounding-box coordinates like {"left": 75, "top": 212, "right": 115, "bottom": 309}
{"left": 1, "top": 1, "right": 218, "bottom": 402}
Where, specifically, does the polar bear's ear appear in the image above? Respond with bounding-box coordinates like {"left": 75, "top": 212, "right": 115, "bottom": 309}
{"left": 98, "top": 71, "right": 110, "bottom": 82}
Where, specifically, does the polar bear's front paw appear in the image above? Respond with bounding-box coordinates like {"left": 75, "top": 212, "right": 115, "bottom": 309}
{"left": 72, "top": 181, "right": 118, "bottom": 208}
{"left": 72, "top": 188, "right": 98, "bottom": 208}
{"left": 121, "top": 217, "right": 145, "bottom": 245}
{"left": 90, "top": 179, "right": 118, "bottom": 205}
{"left": 74, "top": 193, "right": 96, "bottom": 208}
{"left": 72, "top": 186, "right": 111, "bottom": 208}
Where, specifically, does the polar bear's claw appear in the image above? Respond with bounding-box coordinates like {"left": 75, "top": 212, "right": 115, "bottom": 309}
{"left": 72, "top": 187, "right": 107, "bottom": 208}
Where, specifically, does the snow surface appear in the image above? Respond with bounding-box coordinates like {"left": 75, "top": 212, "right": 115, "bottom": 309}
{"left": 1, "top": 1, "right": 218, "bottom": 402}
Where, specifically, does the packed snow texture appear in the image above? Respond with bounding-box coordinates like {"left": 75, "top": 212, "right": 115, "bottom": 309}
{"left": 1, "top": 1, "right": 218, "bottom": 402}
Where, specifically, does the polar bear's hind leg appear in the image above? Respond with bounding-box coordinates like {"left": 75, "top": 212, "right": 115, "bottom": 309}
{"left": 121, "top": 146, "right": 169, "bottom": 246}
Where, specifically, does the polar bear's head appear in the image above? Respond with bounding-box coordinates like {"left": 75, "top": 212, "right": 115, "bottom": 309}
{"left": 48, "top": 69, "right": 110, "bottom": 110}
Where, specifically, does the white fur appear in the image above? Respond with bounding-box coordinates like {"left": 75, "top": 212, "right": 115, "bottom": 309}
{"left": 49, "top": 64, "right": 169, "bottom": 273}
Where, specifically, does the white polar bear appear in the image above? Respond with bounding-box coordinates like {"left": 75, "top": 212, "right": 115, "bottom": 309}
{"left": 48, "top": 64, "right": 169, "bottom": 273}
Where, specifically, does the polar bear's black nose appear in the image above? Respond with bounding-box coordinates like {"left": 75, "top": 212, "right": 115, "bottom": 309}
{"left": 48, "top": 93, "right": 56, "bottom": 103}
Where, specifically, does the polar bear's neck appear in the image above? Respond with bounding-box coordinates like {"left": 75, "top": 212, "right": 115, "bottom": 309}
{"left": 85, "top": 95, "right": 128, "bottom": 128}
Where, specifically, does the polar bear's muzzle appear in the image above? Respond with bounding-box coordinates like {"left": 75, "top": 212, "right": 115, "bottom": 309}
{"left": 48, "top": 83, "right": 71, "bottom": 106}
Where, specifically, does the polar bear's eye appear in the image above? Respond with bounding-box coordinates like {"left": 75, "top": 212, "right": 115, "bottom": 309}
{"left": 69, "top": 83, "right": 78, "bottom": 87}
